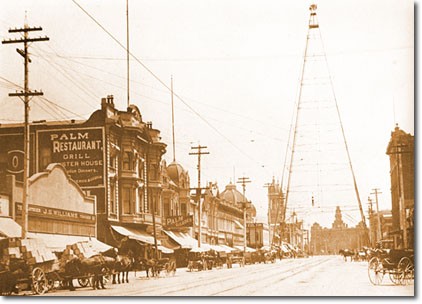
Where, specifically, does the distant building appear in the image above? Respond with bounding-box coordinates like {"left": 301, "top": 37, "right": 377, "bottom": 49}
{"left": 310, "top": 207, "right": 368, "bottom": 254}
{"left": 368, "top": 209, "right": 393, "bottom": 248}
{"left": 386, "top": 125, "right": 414, "bottom": 249}
{"left": 266, "top": 178, "right": 284, "bottom": 246}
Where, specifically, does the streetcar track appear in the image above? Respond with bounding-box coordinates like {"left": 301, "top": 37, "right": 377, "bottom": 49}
{"left": 120, "top": 258, "right": 305, "bottom": 296}
{"left": 208, "top": 257, "right": 331, "bottom": 296}
{"left": 156, "top": 257, "right": 331, "bottom": 296}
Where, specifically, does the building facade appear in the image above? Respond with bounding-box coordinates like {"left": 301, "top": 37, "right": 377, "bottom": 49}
{"left": 368, "top": 209, "right": 393, "bottom": 248}
{"left": 266, "top": 178, "right": 284, "bottom": 246}
{"left": 0, "top": 163, "right": 107, "bottom": 252}
{"left": 0, "top": 95, "right": 166, "bottom": 249}
{"left": 386, "top": 125, "right": 414, "bottom": 249}
{"left": 310, "top": 207, "right": 368, "bottom": 255}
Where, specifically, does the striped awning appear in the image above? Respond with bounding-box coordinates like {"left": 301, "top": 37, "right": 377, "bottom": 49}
{"left": 163, "top": 230, "right": 197, "bottom": 249}
{"left": 111, "top": 225, "right": 159, "bottom": 245}
{"left": 26, "top": 232, "right": 112, "bottom": 253}
{"left": 0, "top": 217, "right": 21, "bottom": 238}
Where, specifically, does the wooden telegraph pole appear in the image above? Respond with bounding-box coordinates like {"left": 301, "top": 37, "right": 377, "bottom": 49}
{"left": 189, "top": 145, "right": 209, "bottom": 247}
{"left": 371, "top": 188, "right": 383, "bottom": 244}
{"left": 2, "top": 21, "right": 49, "bottom": 239}
{"left": 237, "top": 176, "right": 251, "bottom": 253}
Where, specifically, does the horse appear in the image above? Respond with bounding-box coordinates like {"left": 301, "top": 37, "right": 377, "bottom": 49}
{"left": 139, "top": 258, "right": 159, "bottom": 278}
{"left": 65, "top": 254, "right": 111, "bottom": 290}
{"left": 102, "top": 247, "right": 134, "bottom": 284}
{"left": 339, "top": 249, "right": 354, "bottom": 262}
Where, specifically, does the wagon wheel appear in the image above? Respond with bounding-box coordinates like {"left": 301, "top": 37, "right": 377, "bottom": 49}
{"left": 389, "top": 271, "right": 402, "bottom": 285}
{"left": 32, "top": 267, "right": 48, "bottom": 295}
{"left": 368, "top": 257, "right": 383, "bottom": 285}
{"left": 398, "top": 257, "right": 414, "bottom": 285}
{"left": 78, "top": 278, "right": 91, "bottom": 287}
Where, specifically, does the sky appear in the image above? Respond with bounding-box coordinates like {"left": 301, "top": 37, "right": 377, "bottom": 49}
{"left": 0, "top": 0, "right": 414, "bottom": 229}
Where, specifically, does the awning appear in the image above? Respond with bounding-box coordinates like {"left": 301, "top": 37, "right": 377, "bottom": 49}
{"left": 220, "top": 245, "right": 236, "bottom": 253}
{"left": 111, "top": 225, "right": 158, "bottom": 245}
{"left": 0, "top": 217, "right": 22, "bottom": 238}
{"left": 26, "top": 232, "right": 112, "bottom": 253}
{"left": 234, "top": 245, "right": 256, "bottom": 252}
{"left": 163, "top": 230, "right": 197, "bottom": 249}
{"left": 234, "top": 220, "right": 244, "bottom": 229}
{"left": 158, "top": 245, "right": 174, "bottom": 254}
{"left": 209, "top": 245, "right": 231, "bottom": 253}
{"left": 190, "top": 246, "right": 210, "bottom": 253}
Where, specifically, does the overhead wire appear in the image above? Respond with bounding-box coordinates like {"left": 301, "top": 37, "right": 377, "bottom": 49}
{"left": 70, "top": 0, "right": 274, "bottom": 174}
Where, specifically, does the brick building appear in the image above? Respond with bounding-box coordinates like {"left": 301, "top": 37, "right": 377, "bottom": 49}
{"left": 0, "top": 95, "right": 166, "bottom": 250}
{"left": 386, "top": 125, "right": 414, "bottom": 249}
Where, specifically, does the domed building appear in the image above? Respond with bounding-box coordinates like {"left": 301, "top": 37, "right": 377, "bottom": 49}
{"left": 198, "top": 182, "right": 257, "bottom": 248}
{"left": 220, "top": 183, "right": 257, "bottom": 222}
{"left": 162, "top": 160, "right": 191, "bottom": 218}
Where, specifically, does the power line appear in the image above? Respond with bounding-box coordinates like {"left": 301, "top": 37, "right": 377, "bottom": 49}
{"left": 71, "top": 0, "right": 270, "bottom": 174}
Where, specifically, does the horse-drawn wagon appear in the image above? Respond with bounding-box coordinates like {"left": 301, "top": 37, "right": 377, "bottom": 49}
{"left": 367, "top": 249, "right": 414, "bottom": 286}
{"left": 0, "top": 237, "right": 59, "bottom": 295}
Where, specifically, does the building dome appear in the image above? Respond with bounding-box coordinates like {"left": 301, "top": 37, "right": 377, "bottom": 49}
{"left": 220, "top": 183, "right": 246, "bottom": 204}
{"left": 166, "top": 161, "right": 187, "bottom": 186}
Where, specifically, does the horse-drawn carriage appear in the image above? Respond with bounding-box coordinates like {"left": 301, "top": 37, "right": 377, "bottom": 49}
{"left": 227, "top": 252, "right": 245, "bottom": 268}
{"left": 0, "top": 237, "right": 122, "bottom": 295}
{"left": 187, "top": 251, "right": 207, "bottom": 271}
{"left": 0, "top": 237, "right": 61, "bottom": 295}
{"left": 367, "top": 249, "right": 414, "bottom": 286}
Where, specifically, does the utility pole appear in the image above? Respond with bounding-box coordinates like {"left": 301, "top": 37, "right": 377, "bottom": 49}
{"left": 2, "top": 21, "right": 49, "bottom": 239}
{"left": 171, "top": 76, "right": 176, "bottom": 162}
{"left": 367, "top": 196, "right": 373, "bottom": 246}
{"left": 371, "top": 188, "right": 383, "bottom": 244}
{"left": 237, "top": 176, "right": 251, "bottom": 253}
{"left": 189, "top": 145, "right": 209, "bottom": 247}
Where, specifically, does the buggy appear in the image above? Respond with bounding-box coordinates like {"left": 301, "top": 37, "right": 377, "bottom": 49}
{"left": 367, "top": 249, "right": 414, "bottom": 285}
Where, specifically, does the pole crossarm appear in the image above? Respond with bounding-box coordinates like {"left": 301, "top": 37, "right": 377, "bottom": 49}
{"left": 9, "top": 91, "right": 44, "bottom": 97}
{"left": 2, "top": 37, "right": 49, "bottom": 44}
{"left": 8, "top": 26, "right": 43, "bottom": 32}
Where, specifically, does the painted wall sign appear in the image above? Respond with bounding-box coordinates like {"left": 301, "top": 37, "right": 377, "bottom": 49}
{"left": 37, "top": 128, "right": 105, "bottom": 188}
{"left": 15, "top": 203, "right": 95, "bottom": 223}
{"left": 165, "top": 215, "right": 194, "bottom": 228}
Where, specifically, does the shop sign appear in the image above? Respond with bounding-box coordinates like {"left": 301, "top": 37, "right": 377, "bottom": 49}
{"left": 37, "top": 127, "right": 105, "bottom": 188}
{"left": 165, "top": 215, "right": 193, "bottom": 228}
{"left": 16, "top": 203, "right": 95, "bottom": 223}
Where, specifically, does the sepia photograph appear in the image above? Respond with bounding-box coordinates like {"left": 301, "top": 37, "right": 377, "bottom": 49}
{"left": 0, "top": 0, "right": 414, "bottom": 297}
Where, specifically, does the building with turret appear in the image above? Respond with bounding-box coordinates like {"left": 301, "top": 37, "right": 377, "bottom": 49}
{"left": 386, "top": 125, "right": 414, "bottom": 249}
{"left": 310, "top": 207, "right": 368, "bottom": 254}
{"left": 0, "top": 95, "right": 167, "bottom": 252}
